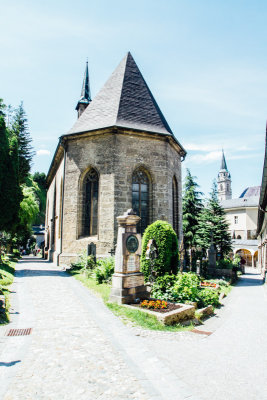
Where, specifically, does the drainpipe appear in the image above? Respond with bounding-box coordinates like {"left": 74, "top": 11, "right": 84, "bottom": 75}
{"left": 57, "top": 141, "right": 67, "bottom": 266}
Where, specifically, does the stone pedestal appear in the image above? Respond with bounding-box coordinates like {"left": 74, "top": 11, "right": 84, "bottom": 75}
{"left": 109, "top": 209, "right": 148, "bottom": 304}
{"left": 208, "top": 241, "right": 216, "bottom": 268}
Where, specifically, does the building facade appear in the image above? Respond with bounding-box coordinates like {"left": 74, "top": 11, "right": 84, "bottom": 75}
{"left": 218, "top": 152, "right": 260, "bottom": 267}
{"left": 257, "top": 132, "right": 267, "bottom": 279}
{"left": 45, "top": 53, "right": 186, "bottom": 266}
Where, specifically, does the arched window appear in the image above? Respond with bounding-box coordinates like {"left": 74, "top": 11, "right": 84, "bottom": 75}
{"left": 132, "top": 168, "right": 149, "bottom": 234}
{"left": 82, "top": 168, "right": 99, "bottom": 236}
{"left": 220, "top": 184, "right": 223, "bottom": 191}
{"left": 172, "top": 176, "right": 178, "bottom": 235}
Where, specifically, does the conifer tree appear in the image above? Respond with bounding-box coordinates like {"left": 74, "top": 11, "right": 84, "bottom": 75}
{"left": 182, "top": 169, "right": 203, "bottom": 268}
{"left": 196, "top": 181, "right": 232, "bottom": 259}
{"left": 11, "top": 102, "right": 34, "bottom": 184}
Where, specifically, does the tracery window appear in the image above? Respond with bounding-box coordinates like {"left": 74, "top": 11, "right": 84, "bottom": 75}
{"left": 132, "top": 168, "right": 149, "bottom": 234}
{"left": 82, "top": 168, "right": 99, "bottom": 236}
{"left": 172, "top": 176, "right": 178, "bottom": 235}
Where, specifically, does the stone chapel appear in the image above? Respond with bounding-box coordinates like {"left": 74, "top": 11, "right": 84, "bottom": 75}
{"left": 45, "top": 52, "right": 186, "bottom": 265}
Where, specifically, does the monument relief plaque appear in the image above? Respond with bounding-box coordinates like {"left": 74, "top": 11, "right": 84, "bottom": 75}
{"left": 126, "top": 235, "right": 139, "bottom": 253}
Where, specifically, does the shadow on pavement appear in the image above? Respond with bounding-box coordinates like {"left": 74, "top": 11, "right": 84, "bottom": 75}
{"left": 19, "top": 257, "right": 50, "bottom": 264}
{"left": 0, "top": 360, "right": 21, "bottom": 367}
{"left": 16, "top": 269, "right": 70, "bottom": 278}
{"left": 16, "top": 257, "right": 70, "bottom": 278}
{"left": 237, "top": 274, "right": 264, "bottom": 287}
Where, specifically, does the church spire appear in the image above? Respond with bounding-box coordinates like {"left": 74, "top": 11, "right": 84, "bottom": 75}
{"left": 220, "top": 149, "right": 228, "bottom": 170}
{"left": 217, "top": 150, "right": 232, "bottom": 201}
{"left": 76, "top": 61, "right": 91, "bottom": 118}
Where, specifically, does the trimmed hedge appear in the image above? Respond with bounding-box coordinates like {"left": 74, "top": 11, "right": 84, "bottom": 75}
{"left": 140, "top": 220, "right": 179, "bottom": 281}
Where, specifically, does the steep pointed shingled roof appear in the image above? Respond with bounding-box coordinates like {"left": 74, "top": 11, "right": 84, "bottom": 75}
{"left": 69, "top": 52, "right": 173, "bottom": 136}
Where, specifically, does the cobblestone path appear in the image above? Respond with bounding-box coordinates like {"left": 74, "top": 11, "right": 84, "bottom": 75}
{"left": 0, "top": 257, "right": 200, "bottom": 400}
{"left": 1, "top": 259, "right": 266, "bottom": 400}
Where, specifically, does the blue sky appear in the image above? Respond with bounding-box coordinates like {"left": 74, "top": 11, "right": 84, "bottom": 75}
{"left": 1, "top": 0, "right": 266, "bottom": 197}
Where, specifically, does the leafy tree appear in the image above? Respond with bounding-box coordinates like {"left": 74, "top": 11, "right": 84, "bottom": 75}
{"left": 182, "top": 169, "right": 203, "bottom": 269}
{"left": 196, "top": 181, "right": 232, "bottom": 259}
{"left": 0, "top": 100, "right": 21, "bottom": 233}
{"left": 13, "top": 179, "right": 40, "bottom": 248}
{"left": 32, "top": 172, "right": 47, "bottom": 225}
{"left": 19, "top": 184, "right": 39, "bottom": 227}
{"left": 11, "top": 102, "right": 34, "bottom": 184}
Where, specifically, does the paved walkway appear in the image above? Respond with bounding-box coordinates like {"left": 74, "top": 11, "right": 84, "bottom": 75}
{"left": 143, "top": 269, "right": 267, "bottom": 400}
{"left": 0, "top": 259, "right": 267, "bottom": 400}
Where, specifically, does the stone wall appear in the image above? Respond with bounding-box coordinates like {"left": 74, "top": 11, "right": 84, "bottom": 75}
{"left": 45, "top": 157, "right": 64, "bottom": 264}
{"left": 46, "top": 128, "right": 183, "bottom": 266}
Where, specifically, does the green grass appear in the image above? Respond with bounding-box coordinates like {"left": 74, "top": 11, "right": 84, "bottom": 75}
{"left": 69, "top": 269, "right": 193, "bottom": 332}
{"left": 0, "top": 261, "right": 16, "bottom": 286}
{"left": 220, "top": 284, "right": 233, "bottom": 297}
{"left": 0, "top": 260, "right": 16, "bottom": 325}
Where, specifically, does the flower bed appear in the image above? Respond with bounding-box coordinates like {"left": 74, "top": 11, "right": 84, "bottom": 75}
{"left": 139, "top": 299, "right": 181, "bottom": 314}
{"left": 200, "top": 281, "right": 218, "bottom": 289}
{"left": 141, "top": 299, "right": 167, "bottom": 310}
{"left": 126, "top": 301, "right": 195, "bottom": 325}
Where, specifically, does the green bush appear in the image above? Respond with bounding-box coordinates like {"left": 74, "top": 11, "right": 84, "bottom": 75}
{"left": 94, "top": 257, "right": 114, "bottom": 284}
{"left": 172, "top": 272, "right": 201, "bottom": 303}
{"left": 232, "top": 255, "right": 241, "bottom": 267}
{"left": 216, "top": 258, "right": 233, "bottom": 269}
{"left": 140, "top": 220, "right": 179, "bottom": 281}
{"left": 151, "top": 272, "right": 221, "bottom": 308}
{"left": 70, "top": 253, "right": 96, "bottom": 272}
{"left": 151, "top": 275, "right": 177, "bottom": 302}
{"left": 198, "top": 288, "right": 220, "bottom": 307}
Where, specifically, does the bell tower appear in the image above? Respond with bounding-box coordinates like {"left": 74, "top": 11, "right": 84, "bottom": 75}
{"left": 217, "top": 150, "right": 232, "bottom": 201}
{"left": 76, "top": 60, "right": 91, "bottom": 118}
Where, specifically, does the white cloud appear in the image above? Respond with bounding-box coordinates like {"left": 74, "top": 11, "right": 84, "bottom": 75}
{"left": 36, "top": 149, "right": 51, "bottom": 156}
{"left": 187, "top": 151, "right": 222, "bottom": 164}
{"left": 184, "top": 143, "right": 220, "bottom": 152}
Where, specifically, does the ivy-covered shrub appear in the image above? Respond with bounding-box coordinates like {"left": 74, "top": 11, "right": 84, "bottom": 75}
{"left": 140, "top": 220, "right": 179, "bottom": 281}
{"left": 94, "top": 257, "right": 115, "bottom": 284}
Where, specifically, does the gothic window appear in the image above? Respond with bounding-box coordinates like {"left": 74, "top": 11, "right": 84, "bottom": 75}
{"left": 82, "top": 168, "right": 99, "bottom": 236}
{"left": 172, "top": 176, "right": 178, "bottom": 235}
{"left": 132, "top": 168, "right": 149, "bottom": 234}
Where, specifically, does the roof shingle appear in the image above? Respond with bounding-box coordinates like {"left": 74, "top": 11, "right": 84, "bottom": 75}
{"left": 68, "top": 52, "right": 173, "bottom": 136}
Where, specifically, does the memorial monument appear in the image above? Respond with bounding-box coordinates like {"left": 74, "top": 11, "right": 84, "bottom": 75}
{"left": 109, "top": 209, "right": 148, "bottom": 304}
